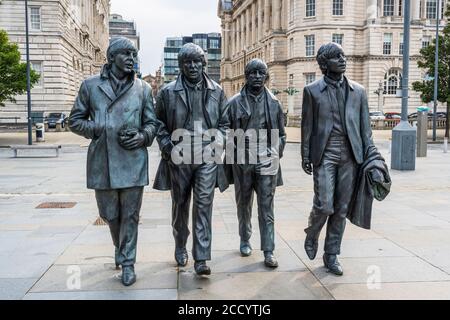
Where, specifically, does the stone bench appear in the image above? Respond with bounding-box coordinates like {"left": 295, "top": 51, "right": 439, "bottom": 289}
{"left": 10, "top": 144, "right": 62, "bottom": 158}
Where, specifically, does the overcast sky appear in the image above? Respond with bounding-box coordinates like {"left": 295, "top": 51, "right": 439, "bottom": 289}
{"left": 110, "top": 0, "right": 221, "bottom": 75}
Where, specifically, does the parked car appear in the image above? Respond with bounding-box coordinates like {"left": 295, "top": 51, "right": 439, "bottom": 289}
{"left": 45, "top": 113, "right": 67, "bottom": 129}
{"left": 385, "top": 112, "right": 401, "bottom": 120}
{"left": 436, "top": 112, "right": 448, "bottom": 119}
{"left": 369, "top": 111, "right": 385, "bottom": 120}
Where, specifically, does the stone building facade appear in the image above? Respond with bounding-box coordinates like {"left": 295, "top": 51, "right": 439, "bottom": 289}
{"left": 218, "top": 0, "right": 448, "bottom": 125}
{"left": 0, "top": 0, "right": 110, "bottom": 122}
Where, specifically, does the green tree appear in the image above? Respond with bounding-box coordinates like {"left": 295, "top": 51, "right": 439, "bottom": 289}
{"left": 0, "top": 29, "right": 39, "bottom": 107}
{"left": 412, "top": 4, "right": 450, "bottom": 137}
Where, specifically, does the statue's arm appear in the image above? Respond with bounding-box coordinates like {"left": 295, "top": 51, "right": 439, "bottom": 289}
{"left": 360, "top": 88, "right": 375, "bottom": 155}
{"left": 69, "top": 81, "right": 98, "bottom": 140}
{"left": 277, "top": 101, "right": 287, "bottom": 158}
{"left": 141, "top": 83, "right": 160, "bottom": 147}
{"left": 155, "top": 89, "right": 173, "bottom": 158}
{"left": 301, "top": 87, "right": 313, "bottom": 162}
{"left": 217, "top": 90, "right": 230, "bottom": 149}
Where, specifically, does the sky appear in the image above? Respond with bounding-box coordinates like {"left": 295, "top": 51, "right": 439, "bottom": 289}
{"left": 110, "top": 0, "right": 221, "bottom": 75}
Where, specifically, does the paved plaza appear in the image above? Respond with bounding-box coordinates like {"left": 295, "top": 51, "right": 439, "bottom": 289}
{"left": 1, "top": 129, "right": 450, "bottom": 300}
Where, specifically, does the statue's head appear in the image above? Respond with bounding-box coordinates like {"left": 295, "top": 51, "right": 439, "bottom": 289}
{"left": 107, "top": 37, "right": 138, "bottom": 74}
{"left": 245, "top": 59, "right": 268, "bottom": 92}
{"left": 316, "top": 42, "right": 347, "bottom": 76}
{"left": 178, "top": 43, "right": 207, "bottom": 83}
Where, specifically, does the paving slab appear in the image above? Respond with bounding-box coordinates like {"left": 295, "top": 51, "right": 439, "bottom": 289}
{"left": 178, "top": 271, "right": 332, "bottom": 300}
{"left": 23, "top": 289, "right": 178, "bottom": 300}
{"left": 326, "top": 281, "right": 450, "bottom": 300}
{"left": 0, "top": 278, "right": 38, "bottom": 300}
{"left": 29, "top": 263, "right": 178, "bottom": 293}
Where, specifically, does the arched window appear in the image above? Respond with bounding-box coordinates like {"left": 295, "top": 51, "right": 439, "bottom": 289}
{"left": 384, "top": 68, "right": 402, "bottom": 95}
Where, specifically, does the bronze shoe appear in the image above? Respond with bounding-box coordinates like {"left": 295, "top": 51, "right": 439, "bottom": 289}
{"left": 304, "top": 235, "right": 319, "bottom": 260}
{"left": 264, "top": 251, "right": 279, "bottom": 268}
{"left": 240, "top": 240, "right": 252, "bottom": 257}
{"left": 323, "top": 253, "right": 343, "bottom": 276}
{"left": 175, "top": 247, "right": 188, "bottom": 267}
{"left": 194, "top": 261, "right": 211, "bottom": 276}
{"left": 121, "top": 265, "right": 136, "bottom": 286}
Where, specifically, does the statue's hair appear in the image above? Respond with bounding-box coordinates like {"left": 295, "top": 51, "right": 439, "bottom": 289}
{"left": 316, "top": 42, "right": 344, "bottom": 75}
{"left": 107, "top": 37, "right": 137, "bottom": 64}
{"left": 178, "top": 43, "right": 207, "bottom": 68}
{"left": 244, "top": 59, "right": 268, "bottom": 77}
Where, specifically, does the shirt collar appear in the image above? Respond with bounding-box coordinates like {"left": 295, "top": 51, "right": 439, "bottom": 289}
{"left": 246, "top": 88, "right": 265, "bottom": 103}
{"left": 324, "top": 75, "right": 345, "bottom": 88}
{"left": 183, "top": 76, "right": 204, "bottom": 91}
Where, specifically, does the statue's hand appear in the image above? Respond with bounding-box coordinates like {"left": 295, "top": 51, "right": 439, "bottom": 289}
{"left": 119, "top": 131, "right": 146, "bottom": 150}
{"left": 302, "top": 159, "right": 313, "bottom": 176}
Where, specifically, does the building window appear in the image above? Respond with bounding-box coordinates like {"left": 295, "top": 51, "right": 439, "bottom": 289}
{"left": 209, "top": 39, "right": 220, "bottom": 49}
{"left": 399, "top": 0, "right": 403, "bottom": 16}
{"left": 289, "top": 0, "right": 295, "bottom": 22}
{"left": 383, "top": 33, "right": 393, "bottom": 55}
{"left": 384, "top": 68, "right": 402, "bottom": 95}
{"left": 383, "top": 0, "right": 395, "bottom": 16}
{"left": 332, "top": 0, "right": 344, "bottom": 16}
{"left": 305, "top": 73, "right": 316, "bottom": 85}
{"left": 426, "top": 0, "right": 445, "bottom": 19}
{"left": 306, "top": 0, "right": 316, "bottom": 17}
{"left": 332, "top": 34, "right": 344, "bottom": 45}
{"left": 289, "top": 38, "right": 294, "bottom": 58}
{"left": 422, "top": 35, "right": 432, "bottom": 48}
{"left": 305, "top": 35, "right": 315, "bottom": 57}
{"left": 399, "top": 33, "right": 404, "bottom": 55}
{"left": 31, "top": 61, "right": 43, "bottom": 87}
{"left": 193, "top": 38, "right": 207, "bottom": 51}
{"left": 29, "top": 6, "right": 41, "bottom": 31}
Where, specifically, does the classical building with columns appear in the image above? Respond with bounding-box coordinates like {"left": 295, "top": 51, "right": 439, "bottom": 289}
{"left": 218, "top": 0, "right": 447, "bottom": 125}
{"left": 0, "top": 0, "right": 110, "bottom": 123}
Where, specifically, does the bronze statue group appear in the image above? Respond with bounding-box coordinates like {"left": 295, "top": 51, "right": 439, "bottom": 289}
{"left": 69, "top": 37, "right": 391, "bottom": 286}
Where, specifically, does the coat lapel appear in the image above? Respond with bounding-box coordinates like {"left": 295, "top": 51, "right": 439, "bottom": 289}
{"left": 239, "top": 89, "right": 252, "bottom": 130}
{"left": 174, "top": 76, "right": 189, "bottom": 111}
{"left": 344, "top": 77, "right": 356, "bottom": 126}
{"left": 98, "top": 81, "right": 116, "bottom": 102}
{"left": 202, "top": 74, "right": 216, "bottom": 128}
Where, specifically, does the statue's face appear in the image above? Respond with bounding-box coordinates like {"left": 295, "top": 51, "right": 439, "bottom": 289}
{"left": 326, "top": 49, "right": 347, "bottom": 75}
{"left": 181, "top": 53, "right": 204, "bottom": 83}
{"left": 111, "top": 48, "right": 137, "bottom": 74}
{"left": 246, "top": 66, "right": 268, "bottom": 92}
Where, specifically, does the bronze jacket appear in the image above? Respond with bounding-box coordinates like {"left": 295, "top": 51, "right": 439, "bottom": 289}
{"left": 225, "top": 86, "right": 286, "bottom": 186}
{"left": 153, "top": 73, "right": 230, "bottom": 192}
{"left": 69, "top": 65, "right": 159, "bottom": 190}
{"left": 301, "top": 76, "right": 374, "bottom": 166}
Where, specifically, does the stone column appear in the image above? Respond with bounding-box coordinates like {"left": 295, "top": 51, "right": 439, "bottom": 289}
{"left": 272, "top": 0, "right": 281, "bottom": 31}
{"left": 224, "top": 21, "right": 230, "bottom": 59}
{"left": 241, "top": 14, "right": 246, "bottom": 51}
{"left": 367, "top": 0, "right": 378, "bottom": 20}
{"left": 251, "top": 2, "right": 257, "bottom": 45}
{"left": 246, "top": 8, "right": 251, "bottom": 48}
{"left": 258, "top": 0, "right": 264, "bottom": 40}
{"left": 412, "top": 0, "right": 421, "bottom": 20}
{"left": 264, "top": 0, "right": 271, "bottom": 33}
{"left": 234, "top": 17, "right": 241, "bottom": 54}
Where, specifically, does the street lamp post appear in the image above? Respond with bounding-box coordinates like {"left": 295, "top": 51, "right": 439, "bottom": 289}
{"left": 25, "top": 0, "right": 32, "bottom": 145}
{"left": 432, "top": 0, "right": 441, "bottom": 141}
{"left": 391, "top": 0, "right": 417, "bottom": 171}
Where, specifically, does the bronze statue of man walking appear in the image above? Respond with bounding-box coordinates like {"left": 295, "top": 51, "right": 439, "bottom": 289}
{"left": 301, "top": 42, "right": 375, "bottom": 276}
{"left": 69, "top": 37, "right": 159, "bottom": 286}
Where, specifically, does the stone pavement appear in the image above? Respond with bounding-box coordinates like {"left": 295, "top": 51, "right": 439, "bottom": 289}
{"left": 1, "top": 134, "right": 450, "bottom": 300}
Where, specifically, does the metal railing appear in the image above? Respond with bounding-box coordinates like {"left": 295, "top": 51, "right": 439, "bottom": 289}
{"left": 371, "top": 119, "right": 447, "bottom": 130}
